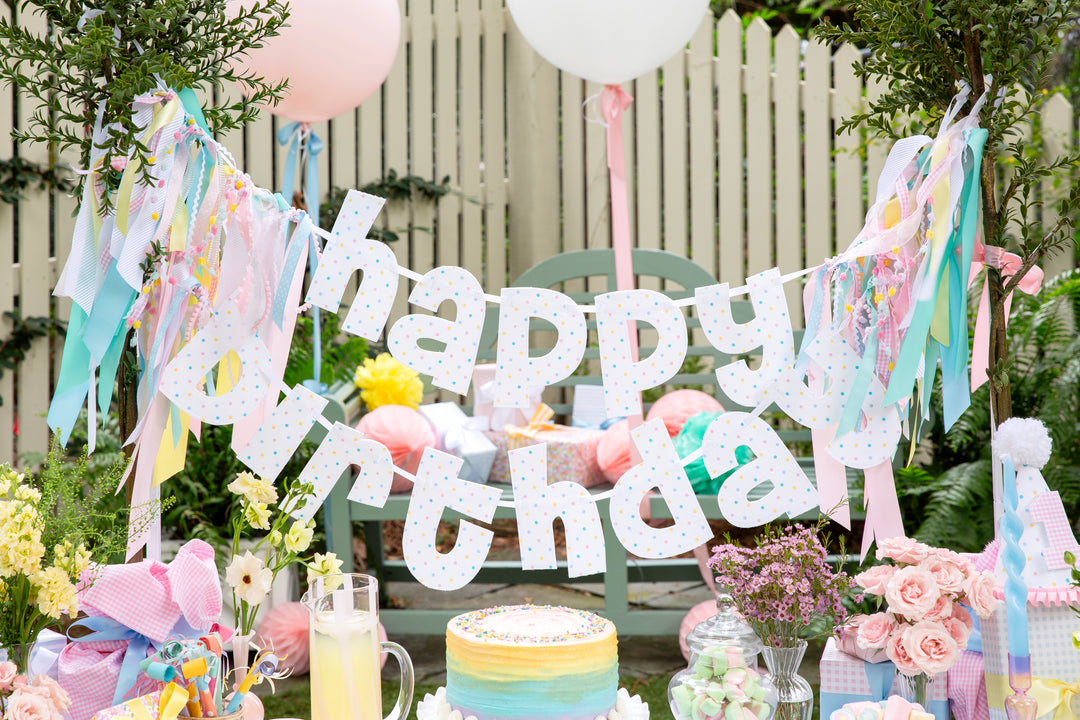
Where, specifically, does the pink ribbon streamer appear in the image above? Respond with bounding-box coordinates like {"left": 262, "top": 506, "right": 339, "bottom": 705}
{"left": 968, "top": 244, "right": 1044, "bottom": 391}
{"left": 861, "top": 461, "right": 904, "bottom": 560}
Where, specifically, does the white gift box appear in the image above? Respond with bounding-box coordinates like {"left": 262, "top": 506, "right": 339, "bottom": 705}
{"left": 419, "top": 402, "right": 497, "bottom": 485}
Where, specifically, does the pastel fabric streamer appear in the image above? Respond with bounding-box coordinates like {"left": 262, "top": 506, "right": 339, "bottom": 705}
{"left": 355, "top": 405, "right": 435, "bottom": 493}
{"left": 644, "top": 389, "right": 723, "bottom": 437}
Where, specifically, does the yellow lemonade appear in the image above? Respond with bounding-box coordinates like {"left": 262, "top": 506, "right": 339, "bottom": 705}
{"left": 310, "top": 607, "right": 382, "bottom": 720}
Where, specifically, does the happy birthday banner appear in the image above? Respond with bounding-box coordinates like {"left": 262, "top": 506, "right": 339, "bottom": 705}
{"left": 48, "top": 85, "right": 1000, "bottom": 589}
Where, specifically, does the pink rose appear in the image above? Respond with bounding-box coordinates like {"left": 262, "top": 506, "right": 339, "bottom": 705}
{"left": 29, "top": 675, "right": 71, "bottom": 713}
{"left": 903, "top": 620, "right": 960, "bottom": 675}
{"left": 921, "top": 555, "right": 968, "bottom": 594}
{"left": 856, "top": 612, "right": 897, "bottom": 649}
{"left": 885, "top": 566, "right": 941, "bottom": 621}
{"left": 886, "top": 630, "right": 921, "bottom": 676}
{"left": 878, "top": 537, "right": 931, "bottom": 565}
{"left": 924, "top": 595, "right": 953, "bottom": 621}
{"left": 951, "top": 604, "right": 974, "bottom": 630}
{"left": 0, "top": 660, "right": 17, "bottom": 692}
{"left": 964, "top": 571, "right": 1000, "bottom": 618}
{"left": 5, "top": 688, "right": 56, "bottom": 720}
{"left": 855, "top": 565, "right": 897, "bottom": 595}
{"left": 943, "top": 615, "right": 972, "bottom": 647}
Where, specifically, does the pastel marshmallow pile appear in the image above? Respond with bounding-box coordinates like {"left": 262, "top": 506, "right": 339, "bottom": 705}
{"left": 830, "top": 697, "right": 934, "bottom": 720}
{"left": 671, "top": 647, "right": 771, "bottom": 720}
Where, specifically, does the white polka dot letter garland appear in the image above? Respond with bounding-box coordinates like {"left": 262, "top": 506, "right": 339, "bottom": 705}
{"left": 702, "top": 412, "right": 819, "bottom": 527}
{"left": 236, "top": 384, "right": 329, "bottom": 481}
{"left": 596, "top": 289, "right": 688, "bottom": 418}
{"left": 306, "top": 190, "right": 395, "bottom": 341}
{"left": 697, "top": 268, "right": 796, "bottom": 408}
{"left": 508, "top": 444, "right": 606, "bottom": 577}
{"left": 494, "top": 287, "right": 587, "bottom": 409}
{"left": 403, "top": 448, "right": 501, "bottom": 591}
{"left": 290, "top": 422, "right": 395, "bottom": 524}
{"left": 387, "top": 266, "right": 486, "bottom": 395}
{"left": 609, "top": 419, "right": 711, "bottom": 558}
{"left": 160, "top": 301, "right": 273, "bottom": 425}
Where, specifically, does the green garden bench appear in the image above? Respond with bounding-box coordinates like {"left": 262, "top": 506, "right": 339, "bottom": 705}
{"left": 317, "top": 248, "right": 854, "bottom": 635}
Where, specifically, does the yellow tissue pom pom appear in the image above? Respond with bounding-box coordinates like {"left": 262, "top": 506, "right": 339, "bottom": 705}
{"left": 353, "top": 353, "right": 424, "bottom": 410}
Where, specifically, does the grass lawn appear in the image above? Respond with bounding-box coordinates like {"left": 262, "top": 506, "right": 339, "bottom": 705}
{"left": 262, "top": 675, "right": 676, "bottom": 720}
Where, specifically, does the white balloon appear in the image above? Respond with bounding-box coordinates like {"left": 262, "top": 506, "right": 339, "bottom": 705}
{"left": 507, "top": 0, "right": 710, "bottom": 85}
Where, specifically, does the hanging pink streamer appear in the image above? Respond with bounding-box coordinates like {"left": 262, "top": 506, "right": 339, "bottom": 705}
{"left": 969, "top": 244, "right": 1044, "bottom": 391}
{"left": 861, "top": 461, "right": 904, "bottom": 560}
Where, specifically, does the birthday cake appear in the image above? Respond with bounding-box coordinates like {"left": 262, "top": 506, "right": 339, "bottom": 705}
{"left": 444, "top": 605, "right": 620, "bottom": 720}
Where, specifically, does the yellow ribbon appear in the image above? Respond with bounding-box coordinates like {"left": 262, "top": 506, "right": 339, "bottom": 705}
{"left": 158, "top": 681, "right": 191, "bottom": 720}
{"left": 987, "top": 674, "right": 1080, "bottom": 720}
{"left": 506, "top": 403, "right": 558, "bottom": 450}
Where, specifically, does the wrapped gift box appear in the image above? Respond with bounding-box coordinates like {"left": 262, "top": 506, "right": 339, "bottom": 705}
{"left": 484, "top": 425, "right": 606, "bottom": 487}
{"left": 419, "top": 402, "right": 496, "bottom": 484}
{"left": 820, "top": 637, "right": 950, "bottom": 720}
{"left": 981, "top": 589, "right": 1080, "bottom": 720}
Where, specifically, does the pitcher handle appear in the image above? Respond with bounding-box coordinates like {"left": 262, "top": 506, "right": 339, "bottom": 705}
{"left": 380, "top": 640, "right": 414, "bottom": 720}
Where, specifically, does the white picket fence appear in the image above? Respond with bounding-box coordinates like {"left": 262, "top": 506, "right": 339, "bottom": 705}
{"left": 1, "top": 3, "right": 1077, "bottom": 464}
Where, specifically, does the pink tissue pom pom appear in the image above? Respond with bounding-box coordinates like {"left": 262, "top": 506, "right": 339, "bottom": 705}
{"left": 645, "top": 389, "right": 723, "bottom": 437}
{"left": 256, "top": 602, "right": 389, "bottom": 676}
{"left": 356, "top": 404, "right": 435, "bottom": 493}
{"left": 596, "top": 419, "right": 632, "bottom": 484}
{"left": 679, "top": 599, "right": 719, "bottom": 660}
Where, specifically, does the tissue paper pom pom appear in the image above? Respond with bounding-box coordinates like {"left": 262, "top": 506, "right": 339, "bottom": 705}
{"left": 679, "top": 599, "right": 718, "bottom": 660}
{"left": 256, "top": 603, "right": 390, "bottom": 675}
{"left": 354, "top": 353, "right": 424, "bottom": 410}
{"left": 255, "top": 602, "right": 310, "bottom": 674}
{"left": 356, "top": 405, "right": 435, "bottom": 493}
{"left": 645, "top": 390, "right": 723, "bottom": 437}
{"left": 992, "top": 417, "right": 1052, "bottom": 469}
{"left": 596, "top": 420, "right": 632, "bottom": 484}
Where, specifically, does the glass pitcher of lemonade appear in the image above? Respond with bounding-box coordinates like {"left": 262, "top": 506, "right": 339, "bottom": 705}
{"left": 302, "top": 574, "right": 414, "bottom": 720}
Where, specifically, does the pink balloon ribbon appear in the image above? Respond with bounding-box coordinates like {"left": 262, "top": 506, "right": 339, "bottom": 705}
{"left": 969, "top": 244, "right": 1044, "bottom": 391}
{"left": 861, "top": 461, "right": 904, "bottom": 561}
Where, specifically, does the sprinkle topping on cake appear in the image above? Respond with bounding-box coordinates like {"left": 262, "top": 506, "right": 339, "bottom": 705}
{"left": 450, "top": 604, "right": 613, "bottom": 644}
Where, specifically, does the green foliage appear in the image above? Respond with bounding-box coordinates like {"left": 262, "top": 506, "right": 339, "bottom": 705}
{"left": 283, "top": 311, "right": 372, "bottom": 390}
{"left": 0, "top": 156, "right": 72, "bottom": 204}
{"left": 0, "top": 310, "right": 65, "bottom": 406}
{"left": 902, "top": 269, "right": 1080, "bottom": 551}
{"left": 0, "top": 0, "right": 288, "bottom": 212}
{"left": 321, "top": 170, "right": 453, "bottom": 243}
{"left": 710, "top": 0, "right": 852, "bottom": 29}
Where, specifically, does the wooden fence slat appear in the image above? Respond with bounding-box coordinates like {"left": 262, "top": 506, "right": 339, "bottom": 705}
{"left": 1041, "top": 93, "right": 1076, "bottom": 279}
{"left": 803, "top": 38, "right": 832, "bottom": 271}
{"left": 745, "top": 18, "right": 772, "bottom": 276}
{"left": 459, "top": 0, "right": 484, "bottom": 288}
{"left": 634, "top": 68, "right": 662, "bottom": 291}
{"left": 16, "top": 7, "right": 52, "bottom": 458}
{"left": 833, "top": 44, "right": 864, "bottom": 253}
{"left": 716, "top": 10, "right": 743, "bottom": 285}
{"left": 481, "top": 0, "right": 508, "bottom": 292}
{"left": 584, "top": 79, "right": 611, "bottom": 254}
{"left": 661, "top": 49, "right": 688, "bottom": 261}
{"left": 384, "top": 5, "right": 411, "bottom": 326}
{"left": 774, "top": 25, "right": 803, "bottom": 327}
{"left": 560, "top": 74, "right": 586, "bottom": 287}
{"left": 0, "top": 1, "right": 13, "bottom": 463}
{"left": 434, "top": 0, "right": 460, "bottom": 274}
{"left": 688, "top": 16, "right": 716, "bottom": 282}
{"left": 409, "top": 0, "right": 435, "bottom": 279}
{"left": 865, "top": 76, "right": 889, "bottom": 201}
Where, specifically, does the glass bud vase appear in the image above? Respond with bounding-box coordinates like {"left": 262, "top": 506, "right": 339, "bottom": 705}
{"left": 761, "top": 639, "right": 813, "bottom": 720}
{"left": 896, "top": 672, "right": 936, "bottom": 713}
{"left": 0, "top": 642, "right": 33, "bottom": 676}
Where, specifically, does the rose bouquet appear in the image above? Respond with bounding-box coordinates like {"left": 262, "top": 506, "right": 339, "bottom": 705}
{"left": 0, "top": 665, "right": 71, "bottom": 720}
{"left": 844, "top": 537, "right": 1000, "bottom": 677}
{"left": 225, "top": 471, "right": 318, "bottom": 636}
{"left": 707, "top": 523, "right": 856, "bottom": 647}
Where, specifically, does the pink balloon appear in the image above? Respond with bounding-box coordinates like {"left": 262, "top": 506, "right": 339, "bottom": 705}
{"left": 645, "top": 389, "right": 723, "bottom": 437}
{"left": 230, "top": 0, "right": 401, "bottom": 123}
{"left": 356, "top": 404, "right": 435, "bottom": 493}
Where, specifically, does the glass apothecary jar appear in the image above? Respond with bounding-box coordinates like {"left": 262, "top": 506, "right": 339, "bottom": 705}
{"left": 668, "top": 595, "right": 778, "bottom": 720}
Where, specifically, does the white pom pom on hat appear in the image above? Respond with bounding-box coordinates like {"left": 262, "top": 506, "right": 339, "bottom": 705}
{"left": 992, "top": 417, "right": 1052, "bottom": 470}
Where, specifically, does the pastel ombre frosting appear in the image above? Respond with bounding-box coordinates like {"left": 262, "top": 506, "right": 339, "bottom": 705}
{"left": 445, "top": 605, "right": 619, "bottom": 720}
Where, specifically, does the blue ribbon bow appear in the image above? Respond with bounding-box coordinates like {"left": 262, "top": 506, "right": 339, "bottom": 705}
{"left": 67, "top": 616, "right": 155, "bottom": 706}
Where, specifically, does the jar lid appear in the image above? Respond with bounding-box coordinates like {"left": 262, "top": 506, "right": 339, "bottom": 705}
{"left": 685, "top": 594, "right": 763, "bottom": 658}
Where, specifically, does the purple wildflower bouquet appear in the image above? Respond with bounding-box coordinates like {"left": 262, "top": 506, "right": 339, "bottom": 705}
{"left": 707, "top": 523, "right": 855, "bottom": 647}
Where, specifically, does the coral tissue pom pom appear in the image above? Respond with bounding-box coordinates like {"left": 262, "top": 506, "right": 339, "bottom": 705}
{"left": 646, "top": 389, "right": 723, "bottom": 437}
{"left": 596, "top": 419, "right": 632, "bottom": 485}
{"left": 257, "top": 602, "right": 390, "bottom": 674}
{"left": 356, "top": 405, "right": 435, "bottom": 493}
